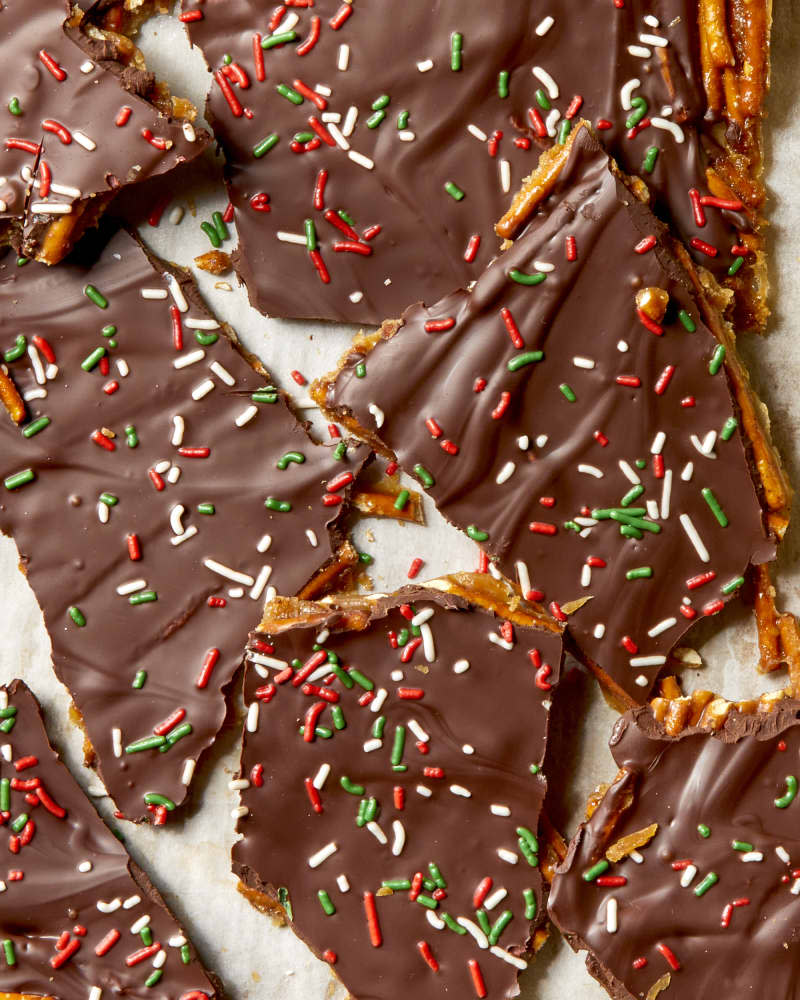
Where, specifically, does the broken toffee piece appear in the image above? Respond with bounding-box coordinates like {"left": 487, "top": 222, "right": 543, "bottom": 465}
{"left": 548, "top": 688, "right": 800, "bottom": 1000}
{"left": 316, "top": 124, "right": 788, "bottom": 706}
{"left": 0, "top": 225, "right": 365, "bottom": 822}
{"left": 179, "top": 0, "right": 769, "bottom": 328}
{"left": 0, "top": 0, "right": 208, "bottom": 265}
{"left": 233, "top": 575, "right": 563, "bottom": 1000}
{"left": 0, "top": 679, "right": 218, "bottom": 1000}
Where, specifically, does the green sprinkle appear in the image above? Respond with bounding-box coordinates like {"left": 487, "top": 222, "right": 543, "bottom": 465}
{"left": 516, "top": 826, "right": 539, "bottom": 853}
{"left": 22, "top": 416, "right": 50, "bottom": 438}
{"left": 333, "top": 441, "right": 348, "bottom": 461}
{"left": 498, "top": 70, "right": 509, "bottom": 98}
{"left": 212, "top": 210, "right": 229, "bottom": 241}
{"left": 728, "top": 255, "right": 745, "bottom": 276}
{"left": 126, "top": 735, "right": 167, "bottom": 754}
{"left": 143, "top": 792, "right": 176, "bottom": 811}
{"left": 0, "top": 707, "right": 17, "bottom": 720}
{"left": 10, "top": 813, "right": 27, "bottom": 833}
{"left": 701, "top": 486, "right": 729, "bottom": 527}
{"left": 693, "top": 871, "right": 718, "bottom": 896}
{"left": 607, "top": 510, "right": 661, "bottom": 534}
{"left": 620, "top": 484, "right": 645, "bottom": 507}
{"left": 414, "top": 464, "right": 435, "bottom": 488}
{"left": 523, "top": 888, "right": 537, "bottom": 921}
{"left": 721, "top": 575, "right": 745, "bottom": 595}
{"left": 2, "top": 940, "right": 16, "bottom": 967}
{"left": 200, "top": 221, "right": 221, "bottom": 248}
{"left": 278, "top": 887, "right": 293, "bottom": 919}
{"left": 81, "top": 346, "right": 107, "bottom": 371}
{"left": 132, "top": 670, "right": 147, "bottom": 689}
{"left": 253, "top": 133, "right": 280, "bottom": 158}
{"left": 557, "top": 118, "right": 572, "bottom": 144}
{"left": 720, "top": 416, "right": 738, "bottom": 441}
{"left": 303, "top": 217, "right": 318, "bottom": 251}
{"left": 276, "top": 82, "right": 303, "bottom": 104}
{"left": 293, "top": 131, "right": 315, "bottom": 144}
{"left": 507, "top": 351, "right": 543, "bottom": 371}
{"left": 145, "top": 970, "right": 163, "bottom": 989}
{"left": 338, "top": 209, "right": 356, "bottom": 225}
{"left": 559, "top": 383, "right": 576, "bottom": 403}
{"left": 535, "top": 88, "right": 551, "bottom": 111}
{"left": 635, "top": 458, "right": 647, "bottom": 469}
{"left": 442, "top": 912, "right": 466, "bottom": 934}
{"left": 444, "top": 180, "right": 465, "bottom": 201}
{"left": 125, "top": 425, "right": 139, "bottom": 448}
{"left": 4, "top": 469, "right": 35, "bottom": 490}
{"left": 277, "top": 450, "right": 306, "bottom": 470}
{"left": 8, "top": 97, "right": 21, "bottom": 116}
{"left": 16, "top": 257, "right": 27, "bottom": 267}
{"left": 416, "top": 893, "right": 438, "bottom": 910}
{"left": 508, "top": 268, "right": 546, "bottom": 286}
{"left": 489, "top": 909, "right": 513, "bottom": 945}
{"left": 625, "top": 96, "right": 648, "bottom": 129}
{"left": 397, "top": 110, "right": 409, "bottom": 129}
{"left": 529, "top": 763, "right": 540, "bottom": 775}
{"left": 328, "top": 664, "right": 353, "bottom": 689}
{"left": 0, "top": 718, "right": 15, "bottom": 734}
{"left": 4, "top": 334, "right": 26, "bottom": 362}
{"left": 340, "top": 776, "right": 365, "bottom": 799}
{"left": 262, "top": 31, "right": 297, "bottom": 49}
{"left": 582, "top": 860, "right": 610, "bottom": 882}
{"left": 317, "top": 889, "right": 336, "bottom": 915}
{"left": 348, "top": 668, "right": 374, "bottom": 691}
{"left": 429, "top": 862, "right": 447, "bottom": 888}
{"left": 366, "top": 110, "right": 386, "bottom": 128}
{"left": 476, "top": 909, "right": 491, "bottom": 935}
{"left": 364, "top": 797, "right": 378, "bottom": 822}
{"left": 165, "top": 723, "right": 192, "bottom": 747}
{"left": 99, "top": 492, "right": 118, "bottom": 507}
{"left": 140, "top": 926, "right": 153, "bottom": 946}
{"left": 129, "top": 590, "right": 158, "bottom": 605}
{"left": 68, "top": 605, "right": 86, "bottom": 627}
{"left": 732, "top": 840, "right": 754, "bottom": 852}
{"left": 102, "top": 325, "right": 117, "bottom": 338}
{"left": 697, "top": 823, "right": 711, "bottom": 838}
{"left": 709, "top": 344, "right": 726, "bottom": 375}
{"left": 355, "top": 361, "right": 367, "bottom": 378}
{"left": 197, "top": 502, "right": 215, "bottom": 515}
{"left": 252, "top": 389, "right": 279, "bottom": 404}
{"left": 372, "top": 715, "right": 386, "bottom": 739}
{"left": 0, "top": 779, "right": 9, "bottom": 812}
{"left": 331, "top": 705, "right": 346, "bottom": 730}
{"left": 626, "top": 566, "right": 653, "bottom": 580}
{"left": 678, "top": 309, "right": 696, "bottom": 332}
{"left": 450, "top": 31, "right": 463, "bottom": 71}
{"left": 775, "top": 775, "right": 798, "bottom": 809}
{"left": 382, "top": 879, "right": 412, "bottom": 890}
{"left": 642, "top": 145, "right": 659, "bottom": 174}
{"left": 371, "top": 94, "right": 390, "bottom": 111}
{"left": 265, "top": 497, "right": 292, "bottom": 512}
{"left": 358, "top": 551, "right": 374, "bottom": 565}
{"left": 180, "top": 944, "right": 191, "bottom": 964}
{"left": 394, "top": 489, "right": 410, "bottom": 511}
{"left": 391, "top": 725, "right": 406, "bottom": 766}
{"left": 466, "top": 525, "right": 488, "bottom": 542}
{"left": 83, "top": 284, "right": 108, "bottom": 309}
{"left": 194, "top": 329, "right": 219, "bottom": 347}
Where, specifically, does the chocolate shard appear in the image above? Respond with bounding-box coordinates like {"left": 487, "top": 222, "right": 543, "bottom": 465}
{"left": 315, "top": 123, "right": 788, "bottom": 706}
{"left": 233, "top": 576, "right": 563, "bottom": 1000}
{"left": 178, "top": 0, "right": 769, "bottom": 328}
{"left": 0, "top": 678, "right": 219, "bottom": 999}
{"left": 549, "top": 689, "right": 800, "bottom": 1000}
{"left": 0, "top": 0, "right": 209, "bottom": 265}
{"left": 0, "top": 223, "right": 367, "bottom": 822}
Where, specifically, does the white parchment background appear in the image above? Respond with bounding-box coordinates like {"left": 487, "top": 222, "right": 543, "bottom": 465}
{"left": 1, "top": 3, "right": 799, "bottom": 996}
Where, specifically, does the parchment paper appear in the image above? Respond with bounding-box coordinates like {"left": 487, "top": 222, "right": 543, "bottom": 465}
{"left": 1, "top": 4, "right": 799, "bottom": 996}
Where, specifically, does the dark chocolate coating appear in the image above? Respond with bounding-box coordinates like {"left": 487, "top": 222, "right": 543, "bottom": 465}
{"left": 234, "top": 588, "right": 562, "bottom": 1000}
{"left": 0, "top": 225, "right": 364, "bottom": 822}
{"left": 0, "top": 0, "right": 207, "bottom": 257}
{"left": 548, "top": 700, "right": 800, "bottom": 1000}
{"left": 325, "top": 127, "right": 772, "bottom": 704}
{"left": 0, "top": 679, "right": 217, "bottom": 999}
{"left": 180, "top": 0, "right": 754, "bottom": 325}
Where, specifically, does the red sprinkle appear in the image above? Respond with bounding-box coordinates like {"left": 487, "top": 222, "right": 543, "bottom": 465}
{"left": 196, "top": 648, "right": 220, "bottom": 689}
{"left": 309, "top": 249, "right": 330, "bottom": 284}
{"left": 250, "top": 763, "right": 264, "bottom": 787}
{"left": 464, "top": 234, "right": 481, "bottom": 262}
{"left": 252, "top": 33, "right": 266, "bottom": 82}
{"left": 501, "top": 306, "right": 523, "bottom": 348}
{"left": 473, "top": 876, "right": 493, "bottom": 909}
{"left": 528, "top": 107, "right": 547, "bottom": 138}
{"left": 39, "top": 49, "right": 66, "bottom": 81}
{"left": 304, "top": 776, "right": 323, "bottom": 813}
{"left": 690, "top": 236, "right": 718, "bottom": 258}
{"left": 634, "top": 235, "right": 657, "bottom": 254}
{"left": 115, "top": 106, "right": 132, "bottom": 127}
{"left": 398, "top": 688, "right": 425, "bottom": 700}
{"left": 655, "top": 942, "right": 681, "bottom": 971}
{"left": 688, "top": 188, "right": 706, "bottom": 227}
{"left": 417, "top": 940, "right": 439, "bottom": 972}
{"left": 179, "top": 9, "right": 204, "bottom": 21}
{"left": 363, "top": 891, "right": 382, "bottom": 947}
{"left": 95, "top": 929, "right": 121, "bottom": 956}
{"left": 394, "top": 786, "right": 405, "bottom": 810}
{"left": 616, "top": 375, "right": 641, "bottom": 388}
{"left": 565, "top": 95, "right": 584, "bottom": 120}
{"left": 91, "top": 430, "right": 115, "bottom": 452}
{"left": 424, "top": 317, "right": 456, "bottom": 333}
{"left": 636, "top": 307, "right": 663, "bottom": 336}
{"left": 468, "top": 959, "right": 488, "bottom": 999}
{"left": 492, "top": 391, "right": 511, "bottom": 420}
{"left": 566, "top": 235, "right": 577, "bottom": 261}
{"left": 50, "top": 938, "right": 80, "bottom": 969}
{"left": 296, "top": 15, "right": 321, "bottom": 55}
{"left": 148, "top": 468, "right": 165, "bottom": 491}
{"left": 529, "top": 521, "right": 557, "bottom": 535}
{"left": 127, "top": 533, "right": 141, "bottom": 561}
{"left": 654, "top": 365, "right": 675, "bottom": 395}
{"left": 407, "top": 557, "right": 424, "bottom": 580}
{"left": 125, "top": 943, "right": 161, "bottom": 968}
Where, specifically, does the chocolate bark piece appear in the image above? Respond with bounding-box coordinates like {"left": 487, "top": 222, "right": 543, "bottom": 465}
{"left": 548, "top": 688, "right": 800, "bottom": 1000}
{"left": 0, "top": 679, "right": 219, "bottom": 1000}
{"left": 0, "top": 224, "right": 366, "bottom": 823}
{"left": 177, "top": 0, "right": 769, "bottom": 328}
{"left": 233, "top": 575, "right": 563, "bottom": 1000}
{"left": 315, "top": 124, "right": 788, "bottom": 707}
{"left": 0, "top": 0, "right": 209, "bottom": 266}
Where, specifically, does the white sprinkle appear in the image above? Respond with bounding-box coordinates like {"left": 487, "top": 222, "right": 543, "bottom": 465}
{"left": 89, "top": 987, "right": 102, "bottom": 1000}
{"left": 463, "top": 744, "right": 474, "bottom": 754}
{"left": 182, "top": 121, "right": 196, "bottom": 143}
{"left": 491, "top": 946, "right": 527, "bottom": 970}
{"left": 368, "top": 402, "right": 384, "bottom": 428}
{"left": 791, "top": 878, "right": 800, "bottom": 896}
{"left": 97, "top": 501, "right": 109, "bottom": 524}
{"left": 742, "top": 851, "right": 764, "bottom": 862}
{"left": 691, "top": 430, "right": 717, "bottom": 458}
{"left": 277, "top": 11, "right": 298, "bottom": 30}
{"left": 391, "top": 669, "right": 404, "bottom": 682}
{"left": 578, "top": 464, "right": 603, "bottom": 478}
{"left": 630, "top": 655, "right": 667, "bottom": 667}
{"left": 308, "top": 841, "right": 338, "bottom": 868}
{"left": 497, "top": 848, "right": 518, "bottom": 865}
{"left": 516, "top": 560, "right": 532, "bottom": 598}
{"left": 417, "top": 59, "right": 434, "bottom": 72}
{"left": 181, "top": 759, "right": 196, "bottom": 786}
{"left": 532, "top": 66, "right": 559, "bottom": 99}
{"left": 426, "top": 910, "right": 445, "bottom": 930}
{"left": 349, "top": 290, "right": 364, "bottom": 303}
{"left": 581, "top": 564, "right": 592, "bottom": 588}
{"left": 468, "top": 124, "right": 488, "bottom": 142}
{"left": 231, "top": 805, "right": 249, "bottom": 820}
{"left": 321, "top": 112, "right": 342, "bottom": 123}
{"left": 210, "top": 360, "right": 235, "bottom": 386}
{"left": 80, "top": 59, "right": 94, "bottom": 73}
{"left": 651, "top": 117, "right": 685, "bottom": 142}
{"left": 228, "top": 587, "right": 244, "bottom": 599}
{"left": 171, "top": 415, "right": 185, "bottom": 447}
{"left": 646, "top": 499, "right": 660, "bottom": 522}
{"left": 367, "top": 821, "right": 388, "bottom": 845}
{"left": 130, "top": 915, "right": 150, "bottom": 934}
{"left": 0, "top": 743, "right": 8, "bottom": 762}
{"left": 629, "top": 850, "right": 644, "bottom": 864}
{"left": 450, "top": 784, "right": 471, "bottom": 798}
{"left": 680, "top": 864, "right": 698, "bottom": 888}
{"left": 246, "top": 702, "right": 259, "bottom": 733}
{"left": 315, "top": 84, "right": 331, "bottom": 97}
{"left": 228, "top": 778, "right": 250, "bottom": 791}
{"left": 155, "top": 460, "right": 171, "bottom": 474}
{"left": 606, "top": 897, "right": 618, "bottom": 933}
{"left": 545, "top": 107, "right": 561, "bottom": 136}
{"left": 249, "top": 565, "right": 273, "bottom": 601}
{"left": 535, "top": 15, "right": 554, "bottom": 35}
{"left": 141, "top": 287, "right": 168, "bottom": 300}
{"left": 391, "top": 820, "right": 406, "bottom": 856}
{"left": 488, "top": 634, "right": 513, "bottom": 651}
{"left": 152, "top": 950, "right": 167, "bottom": 969}
{"left": 644, "top": 14, "right": 660, "bottom": 26}
{"left": 620, "top": 78, "right": 641, "bottom": 110}
{"left": 776, "top": 846, "right": 791, "bottom": 864}
{"left": 496, "top": 461, "right": 516, "bottom": 485}
{"left": 277, "top": 231, "right": 307, "bottom": 245}
{"left": 411, "top": 608, "right": 434, "bottom": 627}
{"left": 348, "top": 149, "right": 374, "bottom": 170}
{"left": 342, "top": 106, "right": 358, "bottom": 137}
{"left": 168, "top": 936, "right": 187, "bottom": 948}
{"left": 660, "top": 469, "right": 673, "bottom": 519}
{"left": 617, "top": 340, "right": 629, "bottom": 352}
{"left": 174, "top": 349, "right": 205, "bottom": 369}
{"left": 619, "top": 460, "right": 641, "bottom": 484}
{"left": 163, "top": 272, "right": 189, "bottom": 313}
{"left": 499, "top": 159, "right": 511, "bottom": 194}
{"left": 116, "top": 359, "right": 129, "bottom": 377}
{"left": 648, "top": 617, "right": 677, "bottom": 637}
{"left": 490, "top": 804, "right": 511, "bottom": 817}
{"left": 337, "top": 874, "right": 350, "bottom": 893}
{"left": 257, "top": 534, "right": 272, "bottom": 553}
{"left": 248, "top": 652, "right": 288, "bottom": 671}
{"left": 398, "top": 130, "right": 415, "bottom": 142}
{"left": 116, "top": 578, "right": 147, "bottom": 596}
{"left": 421, "top": 622, "right": 435, "bottom": 661}
{"left": 235, "top": 405, "right": 258, "bottom": 427}
{"left": 97, "top": 899, "right": 121, "bottom": 914}
{"left": 27, "top": 344, "right": 45, "bottom": 385}
{"left": 484, "top": 888, "right": 508, "bottom": 911}
{"left": 71, "top": 130, "right": 97, "bottom": 151}
{"left": 416, "top": 784, "right": 432, "bottom": 798}
{"left": 650, "top": 431, "right": 666, "bottom": 454}
{"left": 573, "top": 356, "right": 595, "bottom": 369}
{"left": 363, "top": 739, "right": 383, "bottom": 753}
{"left": 169, "top": 504, "right": 186, "bottom": 537}
{"left": 180, "top": 317, "right": 218, "bottom": 331}
{"left": 31, "top": 201, "right": 73, "bottom": 214}
{"left": 453, "top": 659, "right": 470, "bottom": 674}
{"left": 635, "top": 674, "right": 649, "bottom": 687}
{"left": 408, "top": 720, "right": 429, "bottom": 743}
{"left": 204, "top": 557, "right": 254, "bottom": 587}
{"left": 640, "top": 32, "right": 668, "bottom": 47}
{"left": 78, "top": 860, "right": 93, "bottom": 873}
{"left": 169, "top": 206, "right": 184, "bottom": 225}
{"left": 170, "top": 526, "right": 197, "bottom": 547}
{"left": 628, "top": 44, "right": 652, "bottom": 58}
{"left": 458, "top": 917, "right": 489, "bottom": 949}
{"left": 518, "top": 435, "right": 530, "bottom": 449}
{"left": 121, "top": 895, "right": 139, "bottom": 909}
{"left": 112, "top": 728, "right": 122, "bottom": 758}
{"left": 337, "top": 43, "right": 350, "bottom": 70}
{"left": 488, "top": 562, "right": 502, "bottom": 581}
{"left": 680, "top": 513, "right": 710, "bottom": 562}
{"left": 370, "top": 688, "right": 388, "bottom": 713}
{"left": 306, "top": 529, "right": 318, "bottom": 547}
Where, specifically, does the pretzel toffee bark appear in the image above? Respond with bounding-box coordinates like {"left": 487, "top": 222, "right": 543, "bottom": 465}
{"left": 0, "top": 680, "right": 219, "bottom": 1000}
{"left": 0, "top": 225, "right": 367, "bottom": 823}
{"left": 177, "top": 0, "right": 769, "bottom": 328}
{"left": 0, "top": 0, "right": 208, "bottom": 266}
{"left": 315, "top": 124, "right": 787, "bottom": 706}
{"left": 233, "top": 577, "right": 563, "bottom": 1000}
{"left": 548, "top": 688, "right": 800, "bottom": 1000}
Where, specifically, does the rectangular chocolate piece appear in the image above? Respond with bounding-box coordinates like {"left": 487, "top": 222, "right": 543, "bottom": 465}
{"left": 316, "top": 124, "right": 788, "bottom": 706}
{"left": 233, "top": 577, "right": 562, "bottom": 1000}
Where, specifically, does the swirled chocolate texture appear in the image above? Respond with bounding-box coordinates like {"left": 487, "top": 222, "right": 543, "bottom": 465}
{"left": 0, "top": 0, "right": 209, "bottom": 264}
{"left": 320, "top": 126, "right": 776, "bottom": 705}
{"left": 179, "top": 0, "right": 767, "bottom": 328}
{"left": 0, "top": 225, "right": 365, "bottom": 822}
{"left": 548, "top": 699, "right": 800, "bottom": 1000}
{"left": 233, "top": 585, "right": 562, "bottom": 1000}
{"left": 0, "top": 679, "right": 218, "bottom": 999}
